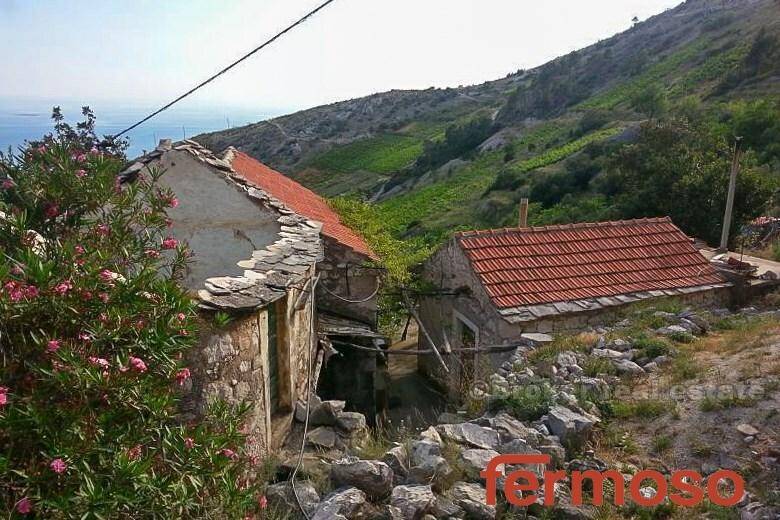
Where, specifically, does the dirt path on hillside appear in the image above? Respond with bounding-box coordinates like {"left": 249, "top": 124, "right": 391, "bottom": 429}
{"left": 385, "top": 326, "right": 447, "bottom": 431}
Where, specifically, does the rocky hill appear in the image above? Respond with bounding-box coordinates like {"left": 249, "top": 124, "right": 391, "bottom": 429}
{"left": 196, "top": 0, "right": 780, "bottom": 246}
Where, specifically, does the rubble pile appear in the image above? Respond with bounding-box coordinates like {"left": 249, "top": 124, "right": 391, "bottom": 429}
{"left": 268, "top": 306, "right": 779, "bottom": 519}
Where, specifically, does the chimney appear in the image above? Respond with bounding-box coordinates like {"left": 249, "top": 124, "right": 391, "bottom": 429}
{"left": 518, "top": 198, "right": 529, "bottom": 228}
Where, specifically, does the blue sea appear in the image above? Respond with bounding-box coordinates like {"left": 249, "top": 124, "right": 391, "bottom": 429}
{"left": 0, "top": 99, "right": 288, "bottom": 159}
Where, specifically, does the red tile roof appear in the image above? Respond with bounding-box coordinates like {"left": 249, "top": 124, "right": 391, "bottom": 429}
{"left": 456, "top": 217, "right": 726, "bottom": 309}
{"left": 228, "top": 150, "right": 376, "bottom": 260}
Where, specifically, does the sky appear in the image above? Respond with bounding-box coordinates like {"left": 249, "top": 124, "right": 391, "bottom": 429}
{"left": 1, "top": 0, "right": 683, "bottom": 114}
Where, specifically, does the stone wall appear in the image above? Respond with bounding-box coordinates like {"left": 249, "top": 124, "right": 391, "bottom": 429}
{"left": 317, "top": 238, "right": 379, "bottom": 325}
{"left": 417, "top": 237, "right": 733, "bottom": 399}
{"left": 181, "top": 265, "right": 317, "bottom": 457}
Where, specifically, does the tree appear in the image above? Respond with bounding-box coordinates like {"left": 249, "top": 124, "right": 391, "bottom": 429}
{"left": 0, "top": 110, "right": 261, "bottom": 517}
{"left": 629, "top": 84, "right": 668, "bottom": 118}
{"left": 605, "top": 118, "right": 773, "bottom": 245}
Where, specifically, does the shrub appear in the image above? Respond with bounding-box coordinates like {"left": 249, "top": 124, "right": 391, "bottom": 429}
{"left": 633, "top": 335, "right": 671, "bottom": 359}
{"left": 493, "top": 382, "right": 556, "bottom": 421}
{"left": 0, "top": 110, "right": 260, "bottom": 517}
{"left": 582, "top": 356, "right": 617, "bottom": 377}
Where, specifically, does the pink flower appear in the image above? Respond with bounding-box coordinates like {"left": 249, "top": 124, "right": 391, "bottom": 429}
{"left": 99, "top": 269, "right": 115, "bottom": 283}
{"left": 221, "top": 448, "right": 238, "bottom": 460}
{"left": 16, "top": 497, "right": 32, "bottom": 515}
{"left": 144, "top": 249, "right": 160, "bottom": 259}
{"left": 0, "top": 386, "right": 9, "bottom": 408}
{"left": 74, "top": 245, "right": 85, "bottom": 254}
{"left": 179, "top": 329, "right": 189, "bottom": 337}
{"left": 72, "top": 152, "right": 87, "bottom": 163}
{"left": 37, "top": 145, "right": 47, "bottom": 154}
{"left": 174, "top": 368, "right": 190, "bottom": 386}
{"left": 161, "top": 237, "right": 178, "bottom": 250}
{"left": 127, "top": 445, "right": 142, "bottom": 461}
{"left": 89, "top": 147, "right": 100, "bottom": 156}
{"left": 10, "top": 265, "right": 24, "bottom": 276}
{"left": 76, "top": 169, "right": 87, "bottom": 178}
{"left": 258, "top": 495, "right": 268, "bottom": 510}
{"left": 44, "top": 203, "right": 60, "bottom": 219}
{"left": 176, "top": 312, "right": 186, "bottom": 322}
{"left": 96, "top": 223, "right": 110, "bottom": 236}
{"left": 168, "top": 197, "right": 179, "bottom": 208}
{"left": 128, "top": 356, "right": 147, "bottom": 373}
{"left": 98, "top": 292, "right": 110, "bottom": 303}
{"left": 53, "top": 280, "right": 73, "bottom": 296}
{"left": 184, "top": 437, "right": 195, "bottom": 449}
{"left": 1, "top": 179, "right": 14, "bottom": 189}
{"left": 88, "top": 357, "right": 109, "bottom": 369}
{"left": 80, "top": 290, "right": 93, "bottom": 301}
{"left": 47, "top": 339, "right": 62, "bottom": 353}
{"left": 78, "top": 332, "right": 92, "bottom": 342}
{"left": 23, "top": 285, "right": 39, "bottom": 299}
{"left": 50, "top": 458, "right": 67, "bottom": 474}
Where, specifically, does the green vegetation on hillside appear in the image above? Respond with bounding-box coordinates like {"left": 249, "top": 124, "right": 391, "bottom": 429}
{"left": 308, "top": 133, "right": 424, "bottom": 174}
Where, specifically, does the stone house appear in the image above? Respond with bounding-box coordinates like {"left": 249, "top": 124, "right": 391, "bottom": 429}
{"left": 416, "top": 217, "right": 731, "bottom": 397}
{"left": 120, "top": 140, "right": 379, "bottom": 456}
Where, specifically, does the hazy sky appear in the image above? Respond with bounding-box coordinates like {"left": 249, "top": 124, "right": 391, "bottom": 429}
{"left": 1, "top": 0, "right": 682, "bottom": 112}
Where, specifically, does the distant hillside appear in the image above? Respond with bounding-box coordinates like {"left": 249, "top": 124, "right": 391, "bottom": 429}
{"left": 196, "top": 0, "right": 780, "bottom": 247}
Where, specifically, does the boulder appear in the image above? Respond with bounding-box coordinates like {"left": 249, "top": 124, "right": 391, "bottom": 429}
{"left": 383, "top": 445, "right": 410, "bottom": 483}
{"left": 406, "top": 455, "right": 453, "bottom": 490}
{"left": 431, "top": 496, "right": 464, "bottom": 518}
{"left": 448, "top": 482, "right": 496, "bottom": 519}
{"left": 336, "top": 411, "right": 367, "bottom": 433}
{"left": 411, "top": 439, "right": 442, "bottom": 466}
{"left": 390, "top": 485, "right": 435, "bottom": 519}
{"left": 330, "top": 458, "right": 394, "bottom": 500}
{"left": 312, "top": 487, "right": 367, "bottom": 520}
{"left": 436, "top": 423, "right": 501, "bottom": 450}
{"left": 736, "top": 423, "right": 760, "bottom": 437}
{"left": 609, "top": 339, "right": 632, "bottom": 352}
{"left": 656, "top": 325, "right": 689, "bottom": 336}
{"left": 459, "top": 449, "right": 502, "bottom": 481}
{"left": 556, "top": 351, "right": 580, "bottom": 368}
{"left": 419, "top": 426, "right": 443, "bottom": 445}
{"left": 295, "top": 394, "right": 322, "bottom": 422}
{"left": 543, "top": 405, "right": 599, "bottom": 447}
{"left": 612, "top": 358, "right": 645, "bottom": 375}
{"left": 488, "top": 412, "right": 544, "bottom": 446}
{"left": 592, "top": 348, "right": 627, "bottom": 359}
{"left": 266, "top": 481, "right": 320, "bottom": 517}
{"left": 310, "top": 400, "right": 346, "bottom": 426}
{"left": 307, "top": 426, "right": 337, "bottom": 449}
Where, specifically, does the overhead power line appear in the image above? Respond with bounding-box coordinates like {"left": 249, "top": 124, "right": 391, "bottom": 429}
{"left": 110, "top": 0, "right": 338, "bottom": 140}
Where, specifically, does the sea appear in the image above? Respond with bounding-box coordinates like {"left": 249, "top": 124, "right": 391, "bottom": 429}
{"left": 0, "top": 99, "right": 288, "bottom": 159}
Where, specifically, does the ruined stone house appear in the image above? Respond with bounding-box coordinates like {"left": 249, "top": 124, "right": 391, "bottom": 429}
{"left": 120, "top": 140, "right": 379, "bottom": 456}
{"left": 416, "top": 218, "right": 731, "bottom": 396}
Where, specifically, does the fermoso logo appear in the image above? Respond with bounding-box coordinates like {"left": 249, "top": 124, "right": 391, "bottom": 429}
{"left": 482, "top": 454, "right": 744, "bottom": 508}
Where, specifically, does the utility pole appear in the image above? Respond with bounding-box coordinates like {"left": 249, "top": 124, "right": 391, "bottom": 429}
{"left": 718, "top": 137, "right": 743, "bottom": 253}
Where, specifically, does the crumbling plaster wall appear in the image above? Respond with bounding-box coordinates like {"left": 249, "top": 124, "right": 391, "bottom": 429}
{"left": 181, "top": 265, "right": 316, "bottom": 457}
{"left": 147, "top": 151, "right": 282, "bottom": 290}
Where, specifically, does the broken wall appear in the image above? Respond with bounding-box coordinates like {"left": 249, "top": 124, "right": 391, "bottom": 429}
{"left": 180, "top": 266, "right": 317, "bottom": 457}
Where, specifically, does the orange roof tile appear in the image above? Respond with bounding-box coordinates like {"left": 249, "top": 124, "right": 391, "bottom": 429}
{"left": 228, "top": 150, "right": 376, "bottom": 260}
{"left": 456, "top": 217, "right": 726, "bottom": 309}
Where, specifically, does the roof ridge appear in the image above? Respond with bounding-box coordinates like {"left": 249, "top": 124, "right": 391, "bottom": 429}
{"left": 455, "top": 217, "right": 673, "bottom": 239}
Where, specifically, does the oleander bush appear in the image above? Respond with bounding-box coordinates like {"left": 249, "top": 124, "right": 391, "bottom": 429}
{"left": 0, "top": 109, "right": 262, "bottom": 518}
